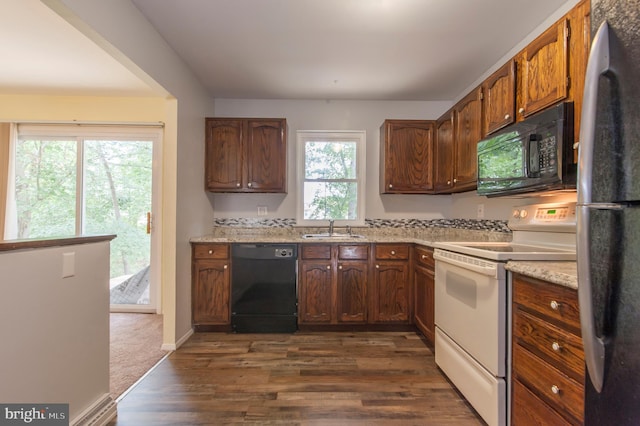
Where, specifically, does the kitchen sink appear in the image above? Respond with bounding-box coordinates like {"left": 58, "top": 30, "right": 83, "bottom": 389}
{"left": 302, "top": 232, "right": 365, "bottom": 239}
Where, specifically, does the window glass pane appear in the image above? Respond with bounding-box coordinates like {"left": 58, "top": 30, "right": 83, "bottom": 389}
{"left": 84, "top": 140, "right": 152, "bottom": 281}
{"left": 14, "top": 139, "right": 76, "bottom": 238}
{"left": 303, "top": 181, "right": 358, "bottom": 220}
{"left": 305, "top": 141, "right": 357, "bottom": 179}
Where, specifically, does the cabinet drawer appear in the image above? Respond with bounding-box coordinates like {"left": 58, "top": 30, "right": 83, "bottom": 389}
{"left": 513, "top": 344, "right": 584, "bottom": 423}
{"left": 414, "top": 246, "right": 434, "bottom": 268}
{"left": 375, "top": 244, "right": 410, "bottom": 260}
{"left": 193, "top": 244, "right": 229, "bottom": 259}
{"left": 338, "top": 244, "right": 369, "bottom": 260}
{"left": 301, "top": 244, "right": 331, "bottom": 260}
{"left": 513, "top": 274, "right": 580, "bottom": 331}
{"left": 514, "top": 308, "right": 584, "bottom": 381}
{"left": 512, "top": 379, "right": 572, "bottom": 426}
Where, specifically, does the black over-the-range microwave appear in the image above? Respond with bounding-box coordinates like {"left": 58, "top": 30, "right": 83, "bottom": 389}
{"left": 477, "top": 102, "right": 577, "bottom": 197}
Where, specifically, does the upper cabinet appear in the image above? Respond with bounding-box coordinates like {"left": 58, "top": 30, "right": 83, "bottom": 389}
{"left": 452, "top": 87, "right": 482, "bottom": 192}
{"left": 518, "top": 19, "right": 569, "bottom": 118}
{"left": 483, "top": 60, "right": 516, "bottom": 135}
{"left": 434, "top": 110, "right": 455, "bottom": 193}
{"left": 205, "top": 117, "right": 287, "bottom": 193}
{"left": 380, "top": 120, "right": 435, "bottom": 193}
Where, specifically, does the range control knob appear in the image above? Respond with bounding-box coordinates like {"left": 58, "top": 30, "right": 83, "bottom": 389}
{"left": 512, "top": 209, "right": 521, "bottom": 218}
{"left": 520, "top": 210, "right": 528, "bottom": 219}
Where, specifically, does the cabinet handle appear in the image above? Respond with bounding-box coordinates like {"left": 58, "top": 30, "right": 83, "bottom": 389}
{"left": 208, "top": 250, "right": 213, "bottom": 254}
{"left": 236, "top": 182, "right": 241, "bottom": 187}
{"left": 519, "top": 107, "right": 525, "bottom": 114}
{"left": 551, "top": 385, "right": 560, "bottom": 395}
{"left": 550, "top": 300, "right": 560, "bottom": 310}
{"left": 552, "top": 342, "right": 562, "bottom": 352}
{"left": 248, "top": 182, "right": 252, "bottom": 187}
{"left": 504, "top": 114, "right": 511, "bottom": 120}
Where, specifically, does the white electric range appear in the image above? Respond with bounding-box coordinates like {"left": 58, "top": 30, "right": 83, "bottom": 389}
{"left": 431, "top": 202, "right": 576, "bottom": 426}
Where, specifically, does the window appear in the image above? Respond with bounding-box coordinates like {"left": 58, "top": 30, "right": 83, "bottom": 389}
{"left": 297, "top": 130, "right": 366, "bottom": 225}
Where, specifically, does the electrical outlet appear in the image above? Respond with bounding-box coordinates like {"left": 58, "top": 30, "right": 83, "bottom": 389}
{"left": 257, "top": 205, "right": 268, "bottom": 216}
{"left": 477, "top": 204, "right": 485, "bottom": 219}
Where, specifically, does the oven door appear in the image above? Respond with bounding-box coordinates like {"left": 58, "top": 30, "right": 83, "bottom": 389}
{"left": 477, "top": 129, "right": 528, "bottom": 196}
{"left": 434, "top": 249, "right": 506, "bottom": 376}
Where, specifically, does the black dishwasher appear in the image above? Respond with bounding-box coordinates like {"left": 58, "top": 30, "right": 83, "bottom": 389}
{"left": 231, "top": 244, "right": 298, "bottom": 333}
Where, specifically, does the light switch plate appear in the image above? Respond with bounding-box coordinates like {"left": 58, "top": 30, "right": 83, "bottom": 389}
{"left": 62, "top": 252, "right": 75, "bottom": 278}
{"left": 477, "top": 204, "right": 485, "bottom": 219}
{"left": 257, "top": 206, "right": 268, "bottom": 216}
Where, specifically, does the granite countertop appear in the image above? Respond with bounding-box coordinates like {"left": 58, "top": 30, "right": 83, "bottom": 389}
{"left": 506, "top": 261, "right": 577, "bottom": 290}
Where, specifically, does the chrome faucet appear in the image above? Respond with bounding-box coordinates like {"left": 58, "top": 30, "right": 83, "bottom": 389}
{"left": 328, "top": 220, "right": 334, "bottom": 235}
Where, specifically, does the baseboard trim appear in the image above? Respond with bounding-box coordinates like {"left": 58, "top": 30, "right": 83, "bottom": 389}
{"left": 70, "top": 393, "right": 116, "bottom": 426}
{"left": 161, "top": 327, "right": 193, "bottom": 351}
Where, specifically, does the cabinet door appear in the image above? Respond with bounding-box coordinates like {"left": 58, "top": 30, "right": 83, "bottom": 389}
{"left": 520, "top": 19, "right": 569, "bottom": 118}
{"left": 413, "top": 264, "right": 434, "bottom": 344}
{"left": 245, "top": 119, "right": 287, "bottom": 192}
{"left": 453, "top": 87, "right": 482, "bottom": 191}
{"left": 380, "top": 120, "right": 434, "bottom": 193}
{"left": 434, "top": 110, "right": 455, "bottom": 193}
{"left": 299, "top": 261, "right": 333, "bottom": 324}
{"left": 336, "top": 261, "right": 368, "bottom": 323}
{"left": 192, "top": 260, "right": 230, "bottom": 325}
{"left": 205, "top": 118, "right": 243, "bottom": 191}
{"left": 372, "top": 260, "right": 410, "bottom": 323}
{"left": 483, "top": 60, "right": 516, "bottom": 135}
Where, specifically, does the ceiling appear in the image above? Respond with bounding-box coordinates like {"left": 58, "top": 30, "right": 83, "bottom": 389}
{"left": 1, "top": 0, "right": 571, "bottom": 101}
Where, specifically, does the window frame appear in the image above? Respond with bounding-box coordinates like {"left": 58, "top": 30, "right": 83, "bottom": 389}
{"left": 296, "top": 130, "right": 366, "bottom": 227}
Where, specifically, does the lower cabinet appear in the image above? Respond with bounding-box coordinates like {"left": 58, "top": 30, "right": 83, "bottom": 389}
{"left": 511, "top": 273, "right": 584, "bottom": 425}
{"left": 371, "top": 244, "right": 411, "bottom": 323}
{"left": 413, "top": 245, "right": 435, "bottom": 344}
{"left": 191, "top": 243, "right": 230, "bottom": 327}
{"left": 298, "top": 244, "right": 369, "bottom": 325}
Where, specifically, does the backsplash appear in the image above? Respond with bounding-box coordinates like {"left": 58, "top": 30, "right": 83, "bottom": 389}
{"left": 212, "top": 217, "right": 511, "bottom": 233}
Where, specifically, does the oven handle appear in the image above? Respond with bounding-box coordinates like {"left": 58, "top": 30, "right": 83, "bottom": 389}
{"left": 433, "top": 250, "right": 499, "bottom": 277}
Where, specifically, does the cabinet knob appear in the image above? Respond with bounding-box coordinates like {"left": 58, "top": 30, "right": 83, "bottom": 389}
{"left": 376, "top": 264, "right": 380, "bottom": 269}
{"left": 551, "top": 385, "right": 560, "bottom": 395}
{"left": 224, "top": 264, "right": 228, "bottom": 269}
{"left": 208, "top": 250, "right": 213, "bottom": 254}
{"left": 504, "top": 114, "right": 511, "bottom": 120}
{"left": 447, "top": 180, "right": 451, "bottom": 185}
{"left": 236, "top": 182, "right": 241, "bottom": 187}
{"left": 248, "top": 182, "right": 252, "bottom": 187}
{"left": 391, "top": 250, "right": 396, "bottom": 255}
{"left": 326, "top": 265, "right": 331, "bottom": 270}
{"left": 552, "top": 342, "right": 561, "bottom": 352}
{"left": 453, "top": 178, "right": 458, "bottom": 183}
{"left": 421, "top": 255, "right": 427, "bottom": 259}
{"left": 389, "top": 184, "right": 393, "bottom": 189}
{"left": 338, "top": 265, "right": 343, "bottom": 270}
{"left": 519, "top": 107, "right": 525, "bottom": 114}
{"left": 550, "top": 300, "right": 560, "bottom": 310}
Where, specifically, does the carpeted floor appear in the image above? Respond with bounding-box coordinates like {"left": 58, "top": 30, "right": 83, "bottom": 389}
{"left": 110, "top": 313, "right": 168, "bottom": 399}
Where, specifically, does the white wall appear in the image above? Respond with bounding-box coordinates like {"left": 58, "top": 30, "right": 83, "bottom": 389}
{"left": 0, "top": 241, "right": 111, "bottom": 423}
{"left": 214, "top": 99, "right": 455, "bottom": 221}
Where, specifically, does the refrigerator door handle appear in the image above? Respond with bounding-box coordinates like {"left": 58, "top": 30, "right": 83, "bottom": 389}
{"left": 577, "top": 21, "right": 611, "bottom": 393}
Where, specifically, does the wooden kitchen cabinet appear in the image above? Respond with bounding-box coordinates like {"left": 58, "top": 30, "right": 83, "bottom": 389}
{"left": 298, "top": 244, "right": 369, "bottom": 325}
{"left": 379, "top": 120, "right": 435, "bottom": 193}
{"left": 518, "top": 19, "right": 569, "bottom": 119}
{"left": 371, "top": 244, "right": 411, "bottom": 323}
{"left": 205, "top": 117, "right": 287, "bottom": 193}
{"left": 191, "top": 243, "right": 230, "bottom": 327}
{"left": 452, "top": 87, "right": 482, "bottom": 192}
{"left": 482, "top": 60, "right": 516, "bottom": 135}
{"left": 413, "top": 245, "right": 435, "bottom": 345}
{"left": 434, "top": 109, "right": 455, "bottom": 193}
{"left": 512, "top": 273, "right": 584, "bottom": 425}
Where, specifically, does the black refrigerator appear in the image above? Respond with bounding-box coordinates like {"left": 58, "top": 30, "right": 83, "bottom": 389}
{"left": 577, "top": 0, "right": 640, "bottom": 424}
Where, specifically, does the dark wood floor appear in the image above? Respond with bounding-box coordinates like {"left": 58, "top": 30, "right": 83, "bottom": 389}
{"left": 109, "top": 331, "right": 485, "bottom": 425}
